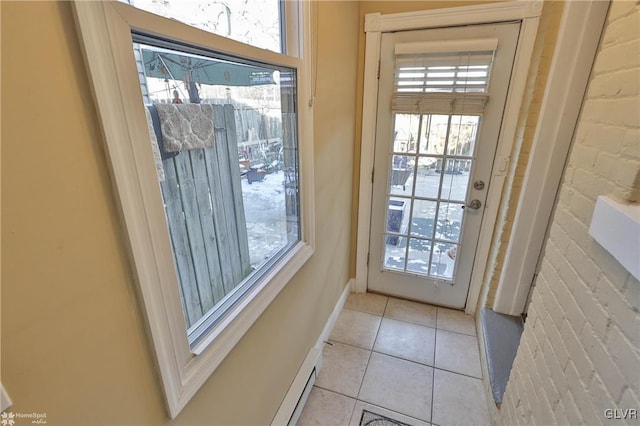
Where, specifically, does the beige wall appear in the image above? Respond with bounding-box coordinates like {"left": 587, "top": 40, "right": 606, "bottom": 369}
{"left": 1, "top": 1, "right": 359, "bottom": 424}
{"left": 498, "top": 1, "right": 640, "bottom": 424}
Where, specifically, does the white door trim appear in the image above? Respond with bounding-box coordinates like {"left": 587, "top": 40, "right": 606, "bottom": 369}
{"left": 493, "top": 0, "right": 611, "bottom": 316}
{"left": 355, "top": 1, "right": 542, "bottom": 315}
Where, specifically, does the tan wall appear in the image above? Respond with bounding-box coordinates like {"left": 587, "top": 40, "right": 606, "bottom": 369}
{"left": 498, "top": 1, "right": 640, "bottom": 424}
{"left": 1, "top": 1, "right": 359, "bottom": 424}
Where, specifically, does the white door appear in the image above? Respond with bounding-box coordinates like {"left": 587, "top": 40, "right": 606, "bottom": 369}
{"left": 367, "top": 23, "right": 519, "bottom": 308}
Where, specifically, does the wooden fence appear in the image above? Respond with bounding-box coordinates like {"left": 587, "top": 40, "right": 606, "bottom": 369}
{"left": 154, "top": 97, "right": 284, "bottom": 165}
{"left": 159, "top": 104, "right": 251, "bottom": 328}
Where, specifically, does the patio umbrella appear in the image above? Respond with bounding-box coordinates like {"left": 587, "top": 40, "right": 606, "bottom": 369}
{"left": 141, "top": 48, "right": 275, "bottom": 102}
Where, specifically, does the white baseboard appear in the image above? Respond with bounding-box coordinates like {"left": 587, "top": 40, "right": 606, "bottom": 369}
{"left": 315, "top": 279, "right": 352, "bottom": 351}
{"left": 271, "top": 346, "right": 321, "bottom": 426}
{"left": 271, "top": 279, "right": 352, "bottom": 426}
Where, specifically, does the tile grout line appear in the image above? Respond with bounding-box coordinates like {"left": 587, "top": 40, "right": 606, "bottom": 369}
{"left": 329, "top": 327, "right": 483, "bottom": 379}
{"left": 387, "top": 305, "right": 476, "bottom": 337}
{"left": 336, "top": 295, "right": 483, "bottom": 425}
{"left": 349, "top": 298, "right": 478, "bottom": 336}
{"left": 311, "top": 384, "right": 356, "bottom": 402}
{"left": 368, "top": 348, "right": 434, "bottom": 368}
{"left": 431, "top": 307, "right": 438, "bottom": 425}
{"left": 324, "top": 295, "right": 386, "bottom": 425}
{"left": 326, "top": 338, "right": 372, "bottom": 352}
{"left": 350, "top": 295, "right": 389, "bottom": 424}
{"left": 431, "top": 365, "right": 483, "bottom": 381}
{"left": 348, "top": 345, "right": 483, "bottom": 381}
{"left": 381, "top": 316, "right": 438, "bottom": 332}
{"left": 375, "top": 296, "right": 433, "bottom": 424}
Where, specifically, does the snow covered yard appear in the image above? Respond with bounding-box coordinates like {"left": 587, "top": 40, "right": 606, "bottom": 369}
{"left": 240, "top": 170, "right": 288, "bottom": 266}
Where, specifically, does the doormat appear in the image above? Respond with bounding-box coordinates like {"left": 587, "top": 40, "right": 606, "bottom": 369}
{"left": 359, "top": 409, "right": 412, "bottom": 426}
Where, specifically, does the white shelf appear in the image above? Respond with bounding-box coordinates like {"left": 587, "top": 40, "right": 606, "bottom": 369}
{"left": 589, "top": 196, "right": 640, "bottom": 281}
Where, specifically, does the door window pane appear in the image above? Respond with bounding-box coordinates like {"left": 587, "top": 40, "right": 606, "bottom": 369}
{"left": 410, "top": 200, "right": 437, "bottom": 239}
{"left": 414, "top": 157, "right": 440, "bottom": 199}
{"left": 380, "top": 110, "right": 479, "bottom": 280}
{"left": 419, "top": 114, "right": 448, "bottom": 155}
{"left": 386, "top": 198, "right": 408, "bottom": 242}
{"left": 389, "top": 155, "right": 414, "bottom": 196}
{"left": 436, "top": 202, "right": 463, "bottom": 242}
{"left": 393, "top": 113, "right": 420, "bottom": 154}
{"left": 407, "top": 238, "right": 432, "bottom": 274}
{"left": 440, "top": 159, "right": 470, "bottom": 201}
{"left": 384, "top": 237, "right": 407, "bottom": 271}
{"left": 447, "top": 115, "right": 479, "bottom": 156}
{"left": 431, "top": 242, "right": 456, "bottom": 279}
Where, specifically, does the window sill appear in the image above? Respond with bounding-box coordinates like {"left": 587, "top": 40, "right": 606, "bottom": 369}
{"left": 191, "top": 241, "right": 313, "bottom": 356}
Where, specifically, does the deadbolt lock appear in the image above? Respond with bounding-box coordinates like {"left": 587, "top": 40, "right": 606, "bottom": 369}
{"left": 473, "top": 180, "right": 485, "bottom": 190}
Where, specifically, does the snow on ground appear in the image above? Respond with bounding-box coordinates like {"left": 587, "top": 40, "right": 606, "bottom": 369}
{"left": 239, "top": 168, "right": 468, "bottom": 278}
{"left": 383, "top": 171, "right": 469, "bottom": 280}
{"left": 240, "top": 170, "right": 288, "bottom": 266}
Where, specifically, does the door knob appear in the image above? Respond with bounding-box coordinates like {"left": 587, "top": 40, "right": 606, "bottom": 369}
{"left": 462, "top": 199, "right": 482, "bottom": 210}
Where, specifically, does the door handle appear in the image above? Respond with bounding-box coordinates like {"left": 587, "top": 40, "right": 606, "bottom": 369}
{"left": 462, "top": 199, "right": 482, "bottom": 210}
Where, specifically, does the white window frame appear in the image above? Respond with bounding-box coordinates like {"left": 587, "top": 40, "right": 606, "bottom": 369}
{"left": 72, "top": 1, "right": 314, "bottom": 418}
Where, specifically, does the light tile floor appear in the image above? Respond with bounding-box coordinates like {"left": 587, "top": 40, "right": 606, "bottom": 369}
{"left": 297, "top": 293, "right": 491, "bottom": 426}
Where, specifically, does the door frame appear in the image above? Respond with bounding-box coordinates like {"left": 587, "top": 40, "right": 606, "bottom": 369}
{"left": 355, "top": 1, "right": 543, "bottom": 314}
{"left": 493, "top": 0, "right": 610, "bottom": 316}
{"left": 368, "top": 23, "right": 522, "bottom": 308}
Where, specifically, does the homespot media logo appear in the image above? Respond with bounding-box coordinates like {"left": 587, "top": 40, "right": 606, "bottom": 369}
{"left": 1, "top": 412, "right": 47, "bottom": 425}
{"left": 604, "top": 408, "right": 638, "bottom": 420}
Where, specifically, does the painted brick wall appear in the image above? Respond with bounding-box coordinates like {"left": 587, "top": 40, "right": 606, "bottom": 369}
{"left": 498, "top": 1, "right": 640, "bottom": 425}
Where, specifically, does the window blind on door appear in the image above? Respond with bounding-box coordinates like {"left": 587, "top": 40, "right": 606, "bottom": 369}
{"left": 391, "top": 39, "right": 496, "bottom": 115}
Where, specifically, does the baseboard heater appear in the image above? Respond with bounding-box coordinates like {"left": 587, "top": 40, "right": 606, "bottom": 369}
{"left": 271, "top": 347, "right": 322, "bottom": 426}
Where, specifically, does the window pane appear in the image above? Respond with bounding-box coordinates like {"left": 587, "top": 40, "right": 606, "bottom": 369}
{"left": 386, "top": 198, "right": 408, "bottom": 240}
{"left": 440, "top": 159, "right": 470, "bottom": 201}
{"left": 419, "top": 114, "right": 448, "bottom": 155}
{"left": 410, "top": 199, "right": 437, "bottom": 239}
{"left": 393, "top": 113, "right": 420, "bottom": 154}
{"left": 128, "top": 0, "right": 283, "bottom": 53}
{"left": 447, "top": 115, "right": 479, "bottom": 156}
{"left": 407, "top": 238, "right": 432, "bottom": 274}
{"left": 389, "top": 155, "right": 414, "bottom": 196}
{"left": 414, "top": 156, "right": 440, "bottom": 199}
{"left": 436, "top": 202, "right": 463, "bottom": 242}
{"left": 384, "top": 237, "right": 407, "bottom": 271}
{"left": 135, "top": 40, "right": 299, "bottom": 341}
{"left": 431, "top": 242, "right": 456, "bottom": 279}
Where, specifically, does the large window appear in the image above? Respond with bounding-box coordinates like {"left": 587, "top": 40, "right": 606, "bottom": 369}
{"left": 136, "top": 38, "right": 300, "bottom": 345}
{"left": 73, "top": 0, "right": 313, "bottom": 418}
